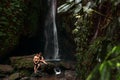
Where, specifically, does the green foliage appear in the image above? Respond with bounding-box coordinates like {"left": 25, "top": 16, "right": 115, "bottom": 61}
{"left": 0, "top": 0, "right": 26, "bottom": 56}
{"left": 58, "top": 0, "right": 120, "bottom": 80}
{"left": 87, "top": 45, "right": 120, "bottom": 80}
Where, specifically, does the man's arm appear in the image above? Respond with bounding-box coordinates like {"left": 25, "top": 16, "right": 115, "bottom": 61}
{"left": 40, "top": 56, "right": 47, "bottom": 64}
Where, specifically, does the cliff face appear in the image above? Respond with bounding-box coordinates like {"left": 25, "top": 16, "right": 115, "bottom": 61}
{"left": 0, "top": 0, "right": 76, "bottom": 63}
{"left": 0, "top": 0, "right": 46, "bottom": 60}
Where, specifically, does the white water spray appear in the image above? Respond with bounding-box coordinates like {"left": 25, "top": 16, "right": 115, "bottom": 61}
{"left": 44, "top": 0, "right": 59, "bottom": 59}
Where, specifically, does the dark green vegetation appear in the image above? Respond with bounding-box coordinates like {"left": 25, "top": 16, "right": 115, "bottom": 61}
{"left": 58, "top": 0, "right": 120, "bottom": 80}
{"left": 0, "top": 0, "right": 45, "bottom": 59}
{"left": 0, "top": 0, "right": 27, "bottom": 58}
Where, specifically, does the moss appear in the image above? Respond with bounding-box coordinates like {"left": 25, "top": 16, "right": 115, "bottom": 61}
{"left": 11, "top": 57, "right": 34, "bottom": 69}
{"left": 19, "top": 69, "right": 32, "bottom": 77}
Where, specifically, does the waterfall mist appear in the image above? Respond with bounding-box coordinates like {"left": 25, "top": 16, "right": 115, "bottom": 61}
{"left": 44, "top": 0, "right": 59, "bottom": 59}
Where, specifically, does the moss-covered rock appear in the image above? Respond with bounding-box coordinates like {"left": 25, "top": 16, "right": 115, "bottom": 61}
{"left": 10, "top": 55, "right": 34, "bottom": 69}
{"left": 0, "top": 64, "right": 13, "bottom": 74}
{"left": 8, "top": 73, "right": 20, "bottom": 80}
{"left": 10, "top": 54, "right": 76, "bottom": 77}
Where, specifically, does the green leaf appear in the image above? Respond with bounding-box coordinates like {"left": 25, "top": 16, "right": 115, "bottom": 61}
{"left": 0, "top": 16, "right": 7, "bottom": 21}
{"left": 86, "top": 64, "right": 100, "bottom": 80}
{"left": 66, "top": 0, "right": 74, "bottom": 3}
{"left": 74, "top": 4, "right": 82, "bottom": 14}
{"left": 75, "top": 0, "right": 82, "bottom": 4}
{"left": 57, "top": 3, "right": 74, "bottom": 13}
{"left": 116, "top": 69, "right": 120, "bottom": 80}
{"left": 105, "top": 46, "right": 120, "bottom": 60}
{"left": 105, "top": 54, "right": 120, "bottom": 69}
{"left": 0, "top": 21, "right": 9, "bottom": 25}
{"left": 0, "top": 32, "right": 6, "bottom": 36}
{"left": 114, "top": 46, "right": 120, "bottom": 55}
{"left": 99, "top": 62, "right": 106, "bottom": 74}
{"left": 100, "top": 62, "right": 110, "bottom": 80}
{"left": 0, "top": 7, "right": 2, "bottom": 11}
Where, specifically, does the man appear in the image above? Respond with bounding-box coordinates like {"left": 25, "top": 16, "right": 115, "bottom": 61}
{"left": 33, "top": 52, "right": 47, "bottom": 73}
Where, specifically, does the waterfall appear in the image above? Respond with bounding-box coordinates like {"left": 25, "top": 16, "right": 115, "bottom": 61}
{"left": 44, "top": 0, "right": 59, "bottom": 59}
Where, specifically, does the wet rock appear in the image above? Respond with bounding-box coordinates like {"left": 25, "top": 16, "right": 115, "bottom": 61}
{"left": 0, "top": 64, "right": 13, "bottom": 73}
{"left": 65, "top": 70, "right": 76, "bottom": 80}
{"left": 31, "top": 71, "right": 42, "bottom": 77}
{"left": 9, "top": 73, "right": 20, "bottom": 80}
{"left": 10, "top": 55, "right": 76, "bottom": 71}
{"left": 60, "top": 61, "right": 76, "bottom": 70}
{"left": 0, "top": 73, "right": 6, "bottom": 78}
{"left": 9, "top": 55, "right": 77, "bottom": 80}
{"left": 0, "top": 64, "right": 13, "bottom": 80}
{"left": 20, "top": 77, "right": 30, "bottom": 80}
{"left": 10, "top": 55, "right": 34, "bottom": 69}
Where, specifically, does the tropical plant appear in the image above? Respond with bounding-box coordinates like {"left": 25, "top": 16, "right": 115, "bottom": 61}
{"left": 58, "top": 0, "right": 120, "bottom": 80}
{"left": 87, "top": 45, "right": 120, "bottom": 80}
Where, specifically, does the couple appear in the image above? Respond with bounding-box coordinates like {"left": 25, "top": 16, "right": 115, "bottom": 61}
{"left": 33, "top": 52, "right": 47, "bottom": 73}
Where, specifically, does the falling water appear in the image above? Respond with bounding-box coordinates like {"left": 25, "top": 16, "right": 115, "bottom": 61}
{"left": 44, "top": 0, "right": 59, "bottom": 59}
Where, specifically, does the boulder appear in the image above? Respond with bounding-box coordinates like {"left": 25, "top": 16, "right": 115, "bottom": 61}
{"left": 8, "top": 73, "right": 20, "bottom": 80}
{"left": 9, "top": 54, "right": 76, "bottom": 78}
{"left": 65, "top": 70, "right": 76, "bottom": 80}
{"left": 59, "top": 61, "right": 76, "bottom": 70}
{"left": 10, "top": 55, "right": 34, "bottom": 69}
{"left": 10, "top": 55, "right": 57, "bottom": 70}
{"left": 0, "top": 64, "right": 13, "bottom": 73}
{"left": 20, "top": 77, "right": 30, "bottom": 80}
